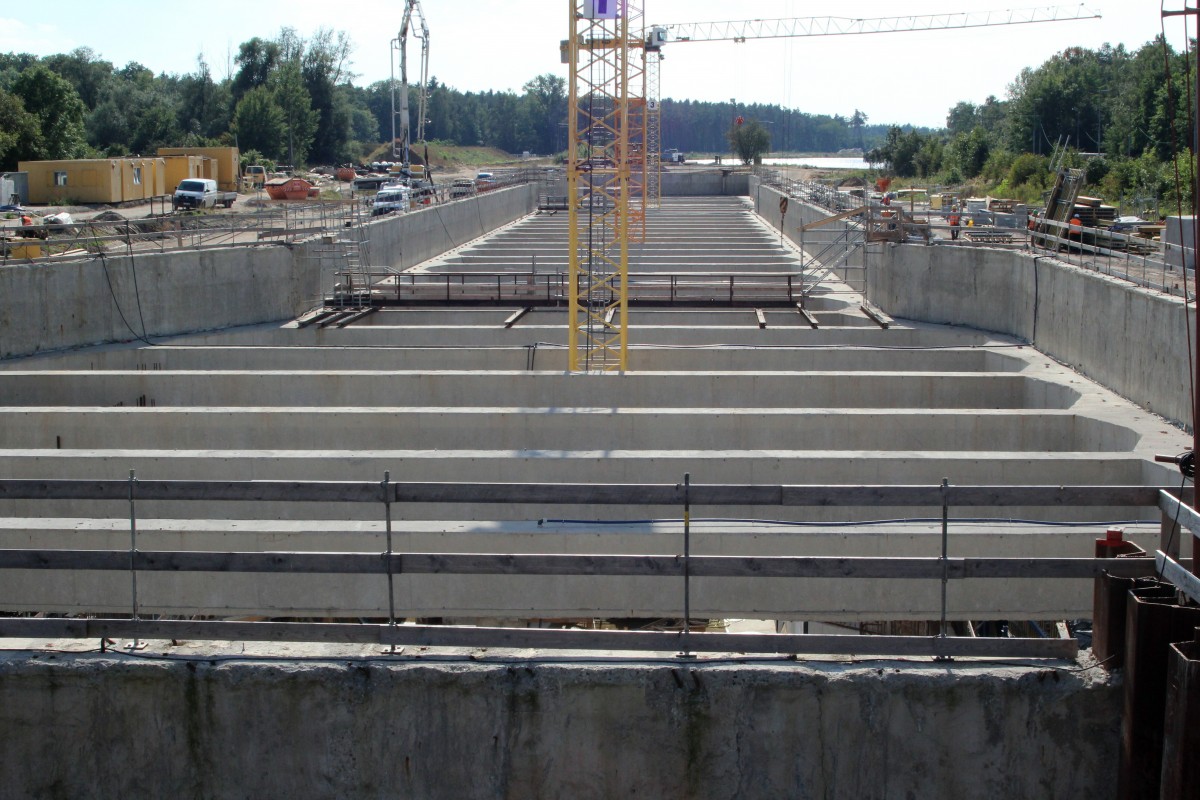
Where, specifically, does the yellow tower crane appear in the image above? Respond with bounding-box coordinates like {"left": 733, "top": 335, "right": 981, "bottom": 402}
{"left": 566, "top": 3, "right": 1101, "bottom": 373}
{"left": 567, "top": 0, "right": 639, "bottom": 373}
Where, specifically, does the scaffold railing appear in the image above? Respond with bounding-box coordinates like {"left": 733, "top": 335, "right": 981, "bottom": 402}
{"left": 0, "top": 477, "right": 1193, "bottom": 658}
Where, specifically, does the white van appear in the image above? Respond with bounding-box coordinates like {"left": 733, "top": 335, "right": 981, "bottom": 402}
{"left": 372, "top": 183, "right": 411, "bottom": 216}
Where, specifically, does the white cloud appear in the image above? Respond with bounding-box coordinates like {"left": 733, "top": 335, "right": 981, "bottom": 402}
{"left": 0, "top": 18, "right": 70, "bottom": 57}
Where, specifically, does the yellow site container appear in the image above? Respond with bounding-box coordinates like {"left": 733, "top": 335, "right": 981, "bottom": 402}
{"left": 11, "top": 242, "right": 42, "bottom": 259}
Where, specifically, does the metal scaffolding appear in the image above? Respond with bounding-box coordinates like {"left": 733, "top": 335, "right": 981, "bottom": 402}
{"left": 626, "top": 0, "right": 647, "bottom": 244}
{"left": 567, "top": 0, "right": 633, "bottom": 372}
{"left": 646, "top": 47, "right": 662, "bottom": 210}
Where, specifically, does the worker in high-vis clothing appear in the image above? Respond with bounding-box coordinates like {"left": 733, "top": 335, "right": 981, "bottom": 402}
{"left": 948, "top": 210, "right": 961, "bottom": 240}
{"left": 1069, "top": 215, "right": 1083, "bottom": 245}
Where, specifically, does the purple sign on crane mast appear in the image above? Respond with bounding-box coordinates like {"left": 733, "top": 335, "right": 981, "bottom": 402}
{"left": 585, "top": 0, "right": 621, "bottom": 19}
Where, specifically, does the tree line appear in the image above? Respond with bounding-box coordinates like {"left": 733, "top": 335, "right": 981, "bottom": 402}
{"left": 0, "top": 28, "right": 910, "bottom": 173}
{"left": 866, "top": 38, "right": 1195, "bottom": 212}
{"left": 2, "top": 27, "right": 1191, "bottom": 215}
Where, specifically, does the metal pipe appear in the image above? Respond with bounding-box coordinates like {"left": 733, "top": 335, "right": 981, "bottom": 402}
{"left": 382, "top": 470, "right": 396, "bottom": 652}
{"left": 940, "top": 477, "right": 950, "bottom": 641}
{"left": 680, "top": 472, "right": 693, "bottom": 658}
{"left": 128, "top": 469, "right": 141, "bottom": 651}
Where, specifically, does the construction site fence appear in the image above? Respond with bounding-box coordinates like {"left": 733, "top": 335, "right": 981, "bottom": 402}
{"left": 756, "top": 167, "right": 1192, "bottom": 301}
{"left": 1, "top": 477, "right": 1196, "bottom": 660}
{"left": 0, "top": 168, "right": 554, "bottom": 267}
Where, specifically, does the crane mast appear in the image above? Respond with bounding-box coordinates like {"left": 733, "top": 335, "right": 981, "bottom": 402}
{"left": 391, "top": 0, "right": 430, "bottom": 167}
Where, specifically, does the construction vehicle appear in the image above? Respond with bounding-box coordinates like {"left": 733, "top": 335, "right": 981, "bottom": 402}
{"left": 391, "top": 0, "right": 430, "bottom": 169}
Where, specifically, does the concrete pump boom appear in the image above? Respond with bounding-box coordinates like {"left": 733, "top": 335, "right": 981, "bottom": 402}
{"left": 391, "top": 0, "right": 430, "bottom": 166}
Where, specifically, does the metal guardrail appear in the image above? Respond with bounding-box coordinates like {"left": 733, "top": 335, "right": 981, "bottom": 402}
{"left": 1, "top": 477, "right": 1193, "bottom": 659}
{"left": 757, "top": 167, "right": 1190, "bottom": 301}
{"left": 0, "top": 203, "right": 358, "bottom": 264}
{"left": 339, "top": 270, "right": 813, "bottom": 307}
{"left": 1, "top": 169, "right": 556, "bottom": 267}
{"left": 1031, "top": 216, "right": 1192, "bottom": 300}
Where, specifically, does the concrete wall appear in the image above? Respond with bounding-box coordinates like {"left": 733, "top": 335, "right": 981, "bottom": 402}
{"left": 0, "top": 653, "right": 1120, "bottom": 799}
{"left": 751, "top": 177, "right": 1194, "bottom": 430}
{"left": 0, "top": 183, "right": 539, "bottom": 359}
{"left": 0, "top": 246, "right": 305, "bottom": 359}
{"left": 868, "top": 242, "right": 1194, "bottom": 430}
{"left": 369, "top": 182, "right": 539, "bottom": 272}
{"left": 664, "top": 169, "right": 750, "bottom": 196}
{"left": 751, "top": 177, "right": 830, "bottom": 233}
{"left": 751, "top": 178, "right": 866, "bottom": 288}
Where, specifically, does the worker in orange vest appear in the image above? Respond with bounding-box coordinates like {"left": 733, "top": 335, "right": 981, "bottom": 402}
{"left": 948, "top": 210, "right": 961, "bottom": 240}
{"left": 1069, "top": 214, "right": 1083, "bottom": 244}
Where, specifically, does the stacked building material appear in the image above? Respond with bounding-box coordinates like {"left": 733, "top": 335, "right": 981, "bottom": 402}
{"left": 1074, "top": 196, "right": 1118, "bottom": 227}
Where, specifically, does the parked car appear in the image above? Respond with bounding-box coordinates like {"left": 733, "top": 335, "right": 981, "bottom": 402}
{"left": 242, "top": 165, "right": 267, "bottom": 189}
{"left": 172, "top": 179, "right": 237, "bottom": 211}
{"left": 372, "top": 183, "right": 411, "bottom": 216}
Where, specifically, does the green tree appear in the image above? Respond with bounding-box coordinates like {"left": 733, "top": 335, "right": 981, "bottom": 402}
{"left": 911, "top": 136, "right": 945, "bottom": 179}
{"left": 362, "top": 80, "right": 394, "bottom": 147}
{"left": 302, "top": 28, "right": 355, "bottom": 163}
{"left": 86, "top": 100, "right": 130, "bottom": 154}
{"left": 41, "top": 47, "right": 112, "bottom": 110}
{"left": 11, "top": 64, "right": 86, "bottom": 159}
{"left": 233, "top": 85, "right": 286, "bottom": 159}
{"left": 849, "top": 109, "right": 868, "bottom": 150}
{"left": 177, "top": 56, "right": 231, "bottom": 141}
{"left": 867, "top": 126, "right": 928, "bottom": 178}
{"left": 946, "top": 102, "right": 978, "bottom": 136}
{"left": 130, "top": 95, "right": 182, "bottom": 154}
{"left": 0, "top": 53, "right": 41, "bottom": 92}
{"left": 1104, "top": 38, "right": 1181, "bottom": 159}
{"left": 727, "top": 119, "right": 770, "bottom": 164}
{"left": 523, "top": 73, "right": 567, "bottom": 154}
{"left": 1007, "top": 152, "right": 1047, "bottom": 186}
{"left": 945, "top": 127, "right": 991, "bottom": 179}
{"left": 1004, "top": 46, "right": 1114, "bottom": 155}
{"left": 0, "top": 88, "right": 41, "bottom": 169}
{"left": 271, "top": 60, "right": 317, "bottom": 164}
{"left": 232, "top": 37, "right": 281, "bottom": 103}
{"left": 978, "top": 96, "right": 1007, "bottom": 133}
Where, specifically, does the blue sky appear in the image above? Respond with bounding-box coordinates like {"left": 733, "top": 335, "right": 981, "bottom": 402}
{"left": 0, "top": 1, "right": 1174, "bottom": 128}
